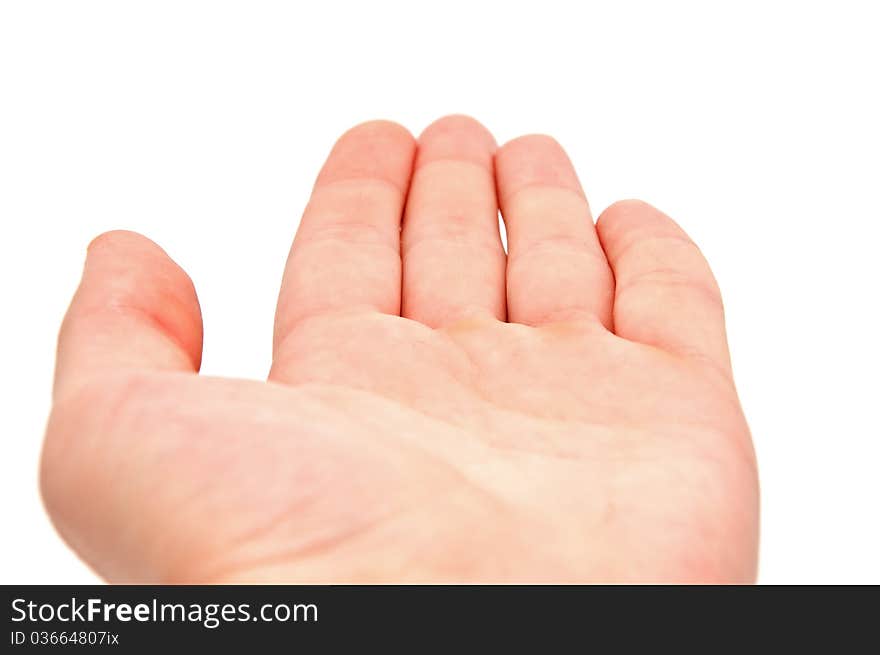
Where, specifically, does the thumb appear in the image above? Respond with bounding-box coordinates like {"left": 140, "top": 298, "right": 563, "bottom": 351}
{"left": 53, "top": 230, "right": 203, "bottom": 400}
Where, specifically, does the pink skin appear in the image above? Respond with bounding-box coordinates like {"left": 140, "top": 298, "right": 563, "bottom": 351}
{"left": 41, "top": 116, "right": 758, "bottom": 583}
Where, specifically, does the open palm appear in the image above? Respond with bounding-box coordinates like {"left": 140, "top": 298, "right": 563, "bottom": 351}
{"left": 42, "top": 116, "right": 758, "bottom": 583}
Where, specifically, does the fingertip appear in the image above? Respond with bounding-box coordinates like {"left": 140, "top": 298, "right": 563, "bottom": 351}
{"left": 495, "top": 134, "right": 585, "bottom": 202}
{"left": 596, "top": 199, "right": 690, "bottom": 245}
{"left": 83, "top": 229, "right": 200, "bottom": 316}
{"left": 597, "top": 198, "right": 660, "bottom": 222}
{"left": 498, "top": 133, "right": 564, "bottom": 156}
{"left": 335, "top": 119, "right": 415, "bottom": 150}
{"left": 420, "top": 114, "right": 496, "bottom": 148}
{"left": 87, "top": 229, "right": 158, "bottom": 254}
{"left": 414, "top": 115, "right": 497, "bottom": 173}
{"left": 316, "top": 119, "right": 416, "bottom": 191}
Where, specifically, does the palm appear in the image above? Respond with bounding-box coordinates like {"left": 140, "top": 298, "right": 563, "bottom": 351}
{"left": 42, "top": 117, "right": 757, "bottom": 583}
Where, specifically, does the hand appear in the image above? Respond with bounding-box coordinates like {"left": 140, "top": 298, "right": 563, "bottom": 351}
{"left": 42, "top": 116, "right": 758, "bottom": 583}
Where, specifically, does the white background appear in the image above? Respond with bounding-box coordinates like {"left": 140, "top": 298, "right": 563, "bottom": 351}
{"left": 1, "top": 1, "right": 878, "bottom": 583}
